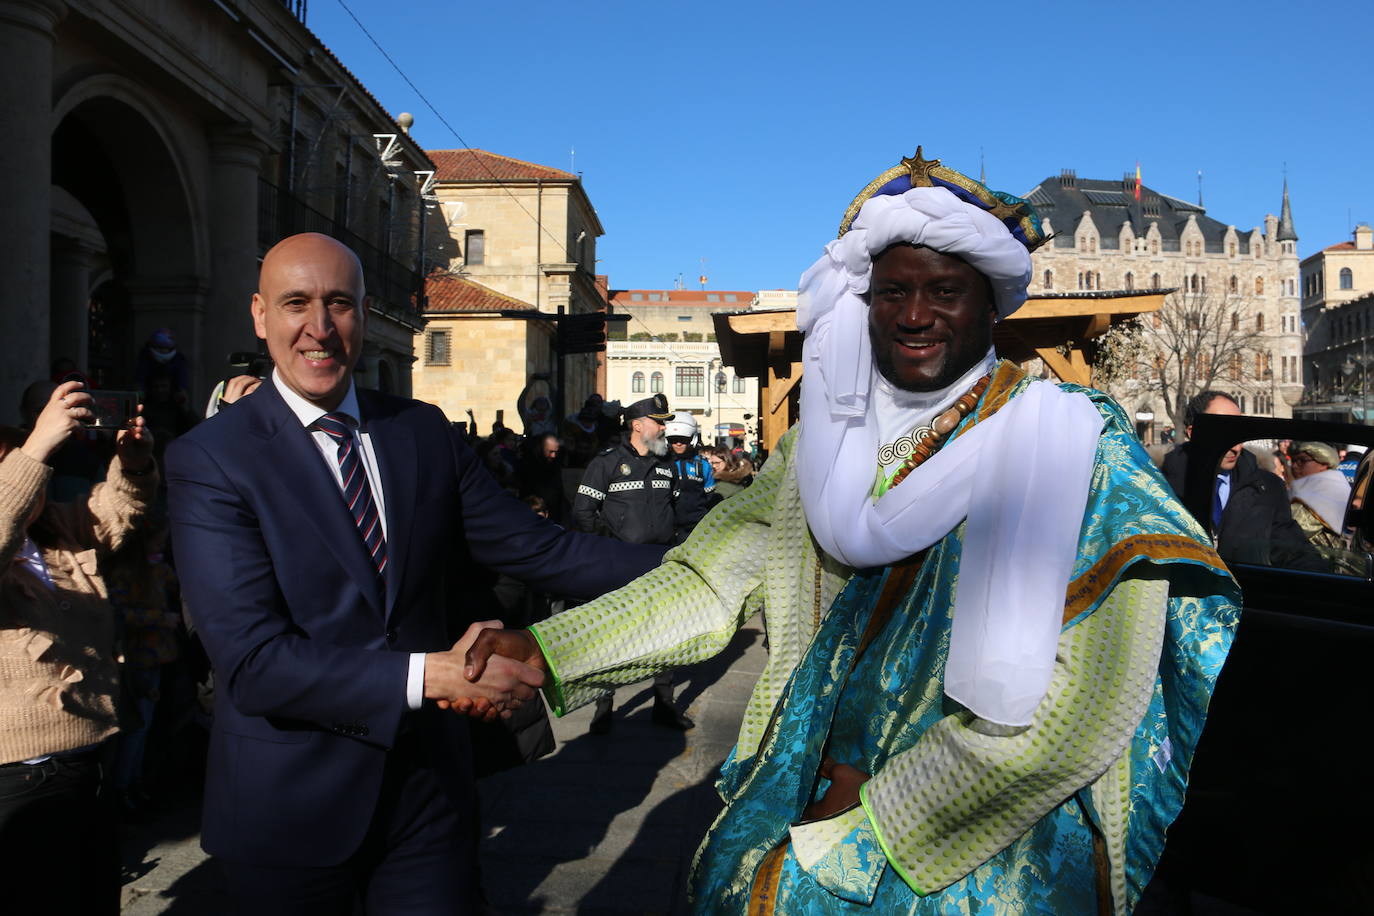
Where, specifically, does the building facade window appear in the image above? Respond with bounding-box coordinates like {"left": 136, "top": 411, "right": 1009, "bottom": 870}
{"left": 1255, "top": 276, "right": 1264, "bottom": 295}
{"left": 1124, "top": 272, "right": 1134, "bottom": 291}
{"left": 715, "top": 371, "right": 727, "bottom": 393}
{"left": 1257, "top": 313, "right": 1264, "bottom": 331}
{"left": 675, "top": 366, "right": 704, "bottom": 398}
{"left": 1151, "top": 273, "right": 1161, "bottom": 289}
{"left": 732, "top": 374, "right": 745, "bottom": 393}
{"left": 1229, "top": 275, "right": 1238, "bottom": 294}
{"left": 1044, "top": 269, "right": 1053, "bottom": 289}
{"left": 464, "top": 230, "right": 485, "bottom": 265}
{"left": 424, "top": 329, "right": 450, "bottom": 365}
{"left": 632, "top": 371, "right": 645, "bottom": 393}
{"left": 650, "top": 371, "right": 663, "bottom": 393}
{"left": 1340, "top": 267, "right": 1353, "bottom": 290}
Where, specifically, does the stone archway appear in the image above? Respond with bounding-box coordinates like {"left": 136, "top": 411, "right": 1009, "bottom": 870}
{"left": 50, "top": 89, "right": 204, "bottom": 393}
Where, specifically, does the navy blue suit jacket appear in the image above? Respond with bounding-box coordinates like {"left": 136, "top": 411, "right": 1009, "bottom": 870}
{"left": 165, "top": 382, "right": 664, "bottom": 866}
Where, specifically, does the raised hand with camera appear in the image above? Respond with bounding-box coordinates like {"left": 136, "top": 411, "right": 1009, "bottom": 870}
{"left": 21, "top": 380, "right": 94, "bottom": 464}
{"left": 116, "top": 403, "right": 156, "bottom": 475}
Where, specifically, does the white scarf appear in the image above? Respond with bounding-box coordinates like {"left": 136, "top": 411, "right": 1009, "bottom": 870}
{"left": 1290, "top": 468, "right": 1351, "bottom": 533}
{"left": 795, "top": 188, "right": 1105, "bottom": 727}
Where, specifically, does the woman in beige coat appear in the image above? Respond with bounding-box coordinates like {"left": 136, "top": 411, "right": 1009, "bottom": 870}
{"left": 0, "top": 380, "right": 156, "bottom": 915}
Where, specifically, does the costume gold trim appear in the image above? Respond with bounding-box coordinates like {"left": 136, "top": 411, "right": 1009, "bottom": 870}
{"left": 1063, "top": 533, "right": 1227, "bottom": 624}
{"left": 747, "top": 841, "right": 790, "bottom": 915}
{"left": 837, "top": 147, "right": 1045, "bottom": 250}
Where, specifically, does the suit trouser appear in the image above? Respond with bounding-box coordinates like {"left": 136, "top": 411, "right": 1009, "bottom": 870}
{"left": 219, "top": 730, "right": 477, "bottom": 916}
{"left": 0, "top": 749, "right": 119, "bottom": 916}
{"left": 594, "top": 670, "right": 677, "bottom": 718}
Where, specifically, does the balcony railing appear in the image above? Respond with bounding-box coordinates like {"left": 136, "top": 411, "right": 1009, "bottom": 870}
{"left": 257, "top": 178, "right": 424, "bottom": 329}
{"left": 278, "top": 1, "right": 308, "bottom": 25}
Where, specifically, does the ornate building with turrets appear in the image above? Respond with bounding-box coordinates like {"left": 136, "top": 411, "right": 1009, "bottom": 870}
{"left": 1023, "top": 171, "right": 1302, "bottom": 440}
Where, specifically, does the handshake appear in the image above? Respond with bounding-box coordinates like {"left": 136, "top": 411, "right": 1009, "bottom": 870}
{"left": 423, "top": 622, "right": 547, "bottom": 721}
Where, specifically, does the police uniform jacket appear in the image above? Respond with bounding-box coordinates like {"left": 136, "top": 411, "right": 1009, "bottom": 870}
{"left": 572, "top": 440, "right": 678, "bottom": 545}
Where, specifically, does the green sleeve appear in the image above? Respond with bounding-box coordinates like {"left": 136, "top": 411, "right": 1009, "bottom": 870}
{"left": 860, "top": 576, "right": 1168, "bottom": 895}
{"left": 530, "top": 442, "right": 787, "bottom": 715}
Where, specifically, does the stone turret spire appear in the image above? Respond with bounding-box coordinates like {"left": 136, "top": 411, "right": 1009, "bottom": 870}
{"left": 1277, "top": 177, "right": 1298, "bottom": 242}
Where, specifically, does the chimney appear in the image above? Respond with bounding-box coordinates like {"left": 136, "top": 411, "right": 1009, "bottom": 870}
{"left": 1059, "top": 169, "right": 1077, "bottom": 189}
{"left": 1355, "top": 223, "right": 1373, "bottom": 251}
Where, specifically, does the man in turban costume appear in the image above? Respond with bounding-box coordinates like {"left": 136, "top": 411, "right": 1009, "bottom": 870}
{"left": 467, "top": 150, "right": 1241, "bottom": 914}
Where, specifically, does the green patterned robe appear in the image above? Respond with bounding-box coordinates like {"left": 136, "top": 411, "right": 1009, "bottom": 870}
{"left": 530, "top": 362, "right": 1239, "bottom": 914}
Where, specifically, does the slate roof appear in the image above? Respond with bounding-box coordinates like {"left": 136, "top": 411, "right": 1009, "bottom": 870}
{"left": 428, "top": 149, "right": 576, "bottom": 182}
{"left": 423, "top": 273, "right": 532, "bottom": 313}
{"left": 1022, "top": 174, "right": 1273, "bottom": 254}
{"left": 1278, "top": 179, "right": 1298, "bottom": 242}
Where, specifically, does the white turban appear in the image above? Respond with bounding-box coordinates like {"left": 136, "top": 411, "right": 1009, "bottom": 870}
{"left": 797, "top": 188, "right": 1033, "bottom": 420}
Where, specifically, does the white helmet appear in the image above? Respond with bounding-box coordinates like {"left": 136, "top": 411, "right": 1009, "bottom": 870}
{"left": 664, "top": 412, "right": 699, "bottom": 442}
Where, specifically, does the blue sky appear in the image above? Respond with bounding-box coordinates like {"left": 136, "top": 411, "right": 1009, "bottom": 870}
{"left": 313, "top": 0, "right": 1374, "bottom": 291}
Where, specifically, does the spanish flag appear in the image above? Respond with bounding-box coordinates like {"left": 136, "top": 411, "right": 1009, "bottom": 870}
{"left": 1134, "top": 162, "right": 1142, "bottom": 202}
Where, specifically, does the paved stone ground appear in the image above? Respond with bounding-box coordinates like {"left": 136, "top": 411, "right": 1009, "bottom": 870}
{"left": 119, "top": 619, "right": 768, "bottom": 914}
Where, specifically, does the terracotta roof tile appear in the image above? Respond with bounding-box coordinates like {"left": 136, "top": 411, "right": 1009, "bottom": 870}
{"left": 1324, "top": 241, "right": 1357, "bottom": 251}
{"left": 423, "top": 274, "right": 532, "bottom": 313}
{"left": 428, "top": 149, "right": 575, "bottom": 182}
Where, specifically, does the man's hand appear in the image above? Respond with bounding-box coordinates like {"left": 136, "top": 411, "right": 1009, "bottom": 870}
{"left": 116, "top": 407, "right": 156, "bottom": 473}
{"left": 21, "top": 381, "right": 92, "bottom": 464}
{"left": 464, "top": 627, "right": 546, "bottom": 684}
{"left": 802, "top": 757, "right": 870, "bottom": 821}
{"left": 425, "top": 621, "right": 544, "bottom": 721}
{"left": 221, "top": 374, "right": 262, "bottom": 406}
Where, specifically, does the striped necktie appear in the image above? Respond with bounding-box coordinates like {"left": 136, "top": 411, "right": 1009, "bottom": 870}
{"left": 314, "top": 412, "right": 388, "bottom": 579}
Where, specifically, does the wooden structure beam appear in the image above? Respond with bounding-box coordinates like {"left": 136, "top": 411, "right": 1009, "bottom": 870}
{"left": 711, "top": 290, "right": 1167, "bottom": 454}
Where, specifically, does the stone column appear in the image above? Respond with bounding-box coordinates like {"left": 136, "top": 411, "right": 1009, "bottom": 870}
{"left": 202, "top": 123, "right": 267, "bottom": 397}
{"left": 48, "top": 236, "right": 99, "bottom": 373}
{"left": 0, "top": 0, "right": 66, "bottom": 421}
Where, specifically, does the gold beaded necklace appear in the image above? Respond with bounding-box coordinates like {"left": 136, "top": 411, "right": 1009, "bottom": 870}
{"left": 888, "top": 375, "right": 991, "bottom": 488}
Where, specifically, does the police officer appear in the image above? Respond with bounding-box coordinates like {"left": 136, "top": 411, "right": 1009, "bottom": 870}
{"left": 665, "top": 412, "right": 719, "bottom": 542}
{"left": 571, "top": 393, "right": 694, "bottom": 733}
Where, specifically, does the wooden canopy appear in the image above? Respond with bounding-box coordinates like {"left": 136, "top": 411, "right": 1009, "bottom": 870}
{"left": 712, "top": 290, "right": 1166, "bottom": 453}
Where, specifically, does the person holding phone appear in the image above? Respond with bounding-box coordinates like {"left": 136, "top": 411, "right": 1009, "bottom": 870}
{"left": 0, "top": 380, "right": 157, "bottom": 914}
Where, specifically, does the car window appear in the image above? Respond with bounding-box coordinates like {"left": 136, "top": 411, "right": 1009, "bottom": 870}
{"left": 1170, "top": 415, "right": 1373, "bottom": 583}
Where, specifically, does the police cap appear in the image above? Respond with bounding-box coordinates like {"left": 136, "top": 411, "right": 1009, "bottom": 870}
{"left": 624, "top": 393, "right": 672, "bottom": 422}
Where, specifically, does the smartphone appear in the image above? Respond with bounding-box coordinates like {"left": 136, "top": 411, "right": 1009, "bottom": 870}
{"left": 86, "top": 390, "right": 141, "bottom": 430}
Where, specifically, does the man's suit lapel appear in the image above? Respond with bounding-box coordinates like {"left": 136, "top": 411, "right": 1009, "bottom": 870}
{"left": 358, "top": 392, "right": 417, "bottom": 621}
{"left": 252, "top": 381, "right": 385, "bottom": 615}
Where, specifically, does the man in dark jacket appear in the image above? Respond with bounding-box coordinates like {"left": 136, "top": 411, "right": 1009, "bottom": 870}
{"left": 1162, "top": 390, "right": 1323, "bottom": 571}
{"left": 571, "top": 394, "right": 693, "bottom": 732}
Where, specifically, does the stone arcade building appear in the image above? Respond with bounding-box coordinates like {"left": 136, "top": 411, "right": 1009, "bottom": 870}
{"left": 1025, "top": 170, "right": 1303, "bottom": 440}
{"left": 0, "top": 0, "right": 431, "bottom": 420}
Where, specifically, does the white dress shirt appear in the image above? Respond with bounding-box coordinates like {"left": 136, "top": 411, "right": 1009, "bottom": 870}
{"left": 271, "top": 373, "right": 426, "bottom": 710}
